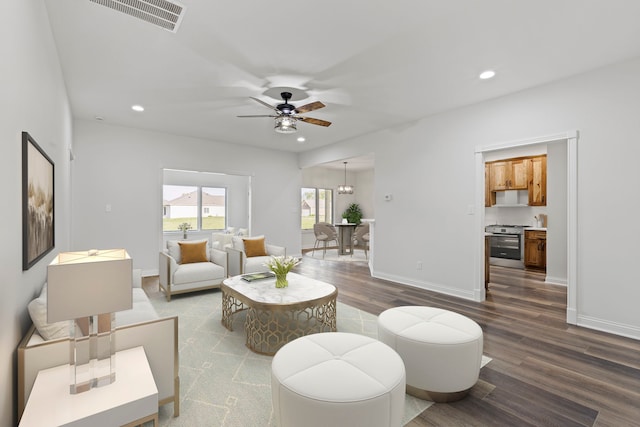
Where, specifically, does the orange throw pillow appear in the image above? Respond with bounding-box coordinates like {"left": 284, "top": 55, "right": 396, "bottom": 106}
{"left": 243, "top": 237, "right": 267, "bottom": 257}
{"left": 178, "top": 241, "right": 208, "bottom": 264}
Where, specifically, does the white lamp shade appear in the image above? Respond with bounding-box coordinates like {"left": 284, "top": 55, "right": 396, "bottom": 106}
{"left": 47, "top": 249, "right": 133, "bottom": 323}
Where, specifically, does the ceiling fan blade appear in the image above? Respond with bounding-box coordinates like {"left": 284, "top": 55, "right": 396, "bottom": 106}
{"left": 237, "top": 114, "right": 278, "bottom": 118}
{"left": 298, "top": 116, "right": 332, "bottom": 127}
{"left": 250, "top": 97, "right": 278, "bottom": 111}
{"left": 295, "top": 101, "right": 325, "bottom": 114}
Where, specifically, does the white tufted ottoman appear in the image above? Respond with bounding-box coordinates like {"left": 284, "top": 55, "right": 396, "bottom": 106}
{"left": 378, "top": 306, "right": 483, "bottom": 403}
{"left": 271, "top": 332, "right": 406, "bottom": 427}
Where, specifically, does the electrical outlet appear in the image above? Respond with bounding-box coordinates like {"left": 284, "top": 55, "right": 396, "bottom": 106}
{"left": 417, "top": 261, "right": 423, "bottom": 270}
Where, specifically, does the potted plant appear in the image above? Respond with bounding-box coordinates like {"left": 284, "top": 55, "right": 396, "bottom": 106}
{"left": 342, "top": 203, "right": 363, "bottom": 225}
{"left": 178, "top": 222, "right": 191, "bottom": 239}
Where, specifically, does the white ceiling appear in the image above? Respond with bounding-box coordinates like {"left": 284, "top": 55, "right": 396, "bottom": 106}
{"left": 44, "top": 0, "right": 640, "bottom": 160}
{"left": 316, "top": 153, "right": 376, "bottom": 172}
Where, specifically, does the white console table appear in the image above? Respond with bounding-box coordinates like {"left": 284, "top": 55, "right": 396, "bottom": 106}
{"left": 19, "top": 346, "right": 158, "bottom": 427}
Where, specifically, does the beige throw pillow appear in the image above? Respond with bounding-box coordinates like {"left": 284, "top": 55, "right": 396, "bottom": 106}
{"left": 243, "top": 236, "right": 267, "bottom": 257}
{"left": 178, "top": 241, "right": 208, "bottom": 264}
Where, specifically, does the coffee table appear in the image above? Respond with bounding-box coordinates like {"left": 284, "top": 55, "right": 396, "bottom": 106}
{"left": 221, "top": 272, "right": 337, "bottom": 355}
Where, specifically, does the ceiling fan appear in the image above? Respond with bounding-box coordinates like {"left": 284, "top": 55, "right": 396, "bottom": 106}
{"left": 238, "top": 91, "right": 331, "bottom": 133}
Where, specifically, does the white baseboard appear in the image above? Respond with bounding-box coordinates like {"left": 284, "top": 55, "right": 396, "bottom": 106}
{"left": 142, "top": 269, "right": 158, "bottom": 277}
{"left": 371, "top": 270, "right": 476, "bottom": 301}
{"left": 577, "top": 314, "right": 640, "bottom": 341}
{"left": 545, "top": 275, "right": 567, "bottom": 286}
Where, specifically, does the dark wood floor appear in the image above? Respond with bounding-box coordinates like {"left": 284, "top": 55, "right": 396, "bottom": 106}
{"left": 293, "top": 258, "right": 640, "bottom": 427}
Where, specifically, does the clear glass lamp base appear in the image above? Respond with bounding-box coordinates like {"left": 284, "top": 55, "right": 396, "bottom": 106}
{"left": 69, "top": 313, "right": 117, "bottom": 394}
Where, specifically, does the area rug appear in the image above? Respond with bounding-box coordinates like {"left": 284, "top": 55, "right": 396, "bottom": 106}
{"left": 144, "top": 286, "right": 490, "bottom": 426}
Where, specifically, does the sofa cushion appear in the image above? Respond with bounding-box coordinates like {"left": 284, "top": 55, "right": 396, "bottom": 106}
{"left": 243, "top": 236, "right": 268, "bottom": 257}
{"left": 244, "top": 255, "right": 273, "bottom": 274}
{"left": 27, "top": 284, "right": 70, "bottom": 340}
{"left": 179, "top": 241, "right": 208, "bottom": 264}
{"left": 115, "top": 288, "right": 159, "bottom": 326}
{"left": 232, "top": 236, "right": 243, "bottom": 251}
{"left": 173, "top": 262, "right": 225, "bottom": 285}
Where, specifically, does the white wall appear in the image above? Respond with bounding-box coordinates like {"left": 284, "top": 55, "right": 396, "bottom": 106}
{"left": 355, "top": 169, "right": 375, "bottom": 220}
{"left": 72, "top": 120, "right": 303, "bottom": 275}
{"left": 0, "top": 1, "right": 72, "bottom": 424}
{"left": 546, "top": 143, "right": 568, "bottom": 285}
{"left": 300, "top": 57, "right": 640, "bottom": 339}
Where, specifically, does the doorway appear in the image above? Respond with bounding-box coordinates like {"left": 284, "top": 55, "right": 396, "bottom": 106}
{"left": 475, "top": 131, "right": 578, "bottom": 325}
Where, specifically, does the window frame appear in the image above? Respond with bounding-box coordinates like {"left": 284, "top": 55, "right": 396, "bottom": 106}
{"left": 301, "top": 187, "right": 333, "bottom": 230}
{"left": 162, "top": 185, "right": 227, "bottom": 233}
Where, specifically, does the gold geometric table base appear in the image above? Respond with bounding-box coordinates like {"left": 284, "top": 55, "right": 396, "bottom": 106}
{"left": 221, "top": 284, "right": 337, "bottom": 356}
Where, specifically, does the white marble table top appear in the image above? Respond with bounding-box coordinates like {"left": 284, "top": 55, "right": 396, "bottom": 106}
{"left": 223, "top": 272, "right": 336, "bottom": 304}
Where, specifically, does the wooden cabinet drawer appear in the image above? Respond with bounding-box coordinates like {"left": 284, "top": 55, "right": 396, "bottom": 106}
{"left": 525, "top": 230, "right": 546, "bottom": 240}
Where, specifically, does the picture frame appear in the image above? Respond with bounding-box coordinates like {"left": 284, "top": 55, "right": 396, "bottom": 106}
{"left": 22, "top": 132, "right": 55, "bottom": 270}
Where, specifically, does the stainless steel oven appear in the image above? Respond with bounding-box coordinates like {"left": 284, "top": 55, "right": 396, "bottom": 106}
{"left": 485, "top": 225, "right": 525, "bottom": 269}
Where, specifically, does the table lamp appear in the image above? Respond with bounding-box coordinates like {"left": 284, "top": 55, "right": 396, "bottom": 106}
{"left": 47, "top": 249, "right": 132, "bottom": 394}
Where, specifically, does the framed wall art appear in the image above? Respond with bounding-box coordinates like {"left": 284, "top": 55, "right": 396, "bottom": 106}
{"left": 22, "top": 132, "right": 55, "bottom": 270}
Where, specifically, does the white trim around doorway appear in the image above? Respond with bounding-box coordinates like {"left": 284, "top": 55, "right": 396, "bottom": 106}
{"left": 474, "top": 130, "right": 579, "bottom": 325}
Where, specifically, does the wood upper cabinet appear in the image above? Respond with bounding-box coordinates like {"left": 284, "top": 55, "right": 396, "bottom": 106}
{"left": 524, "top": 230, "right": 546, "bottom": 270}
{"left": 485, "top": 164, "right": 495, "bottom": 207}
{"left": 489, "top": 159, "right": 529, "bottom": 191}
{"left": 528, "top": 156, "right": 547, "bottom": 206}
{"left": 510, "top": 159, "right": 529, "bottom": 189}
{"left": 486, "top": 155, "right": 547, "bottom": 206}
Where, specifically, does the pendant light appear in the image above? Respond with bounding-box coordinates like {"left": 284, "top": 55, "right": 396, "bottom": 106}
{"left": 338, "top": 162, "right": 354, "bottom": 194}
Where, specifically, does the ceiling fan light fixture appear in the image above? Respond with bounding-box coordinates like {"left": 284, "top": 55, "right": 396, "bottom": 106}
{"left": 274, "top": 116, "right": 297, "bottom": 133}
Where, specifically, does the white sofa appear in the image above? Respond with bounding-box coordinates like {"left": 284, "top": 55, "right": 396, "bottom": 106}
{"left": 18, "top": 271, "right": 179, "bottom": 421}
{"left": 159, "top": 239, "right": 227, "bottom": 301}
{"left": 225, "top": 235, "right": 286, "bottom": 276}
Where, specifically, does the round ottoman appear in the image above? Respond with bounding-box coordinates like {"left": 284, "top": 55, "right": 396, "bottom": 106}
{"left": 378, "top": 306, "right": 483, "bottom": 403}
{"left": 271, "top": 332, "right": 406, "bottom": 427}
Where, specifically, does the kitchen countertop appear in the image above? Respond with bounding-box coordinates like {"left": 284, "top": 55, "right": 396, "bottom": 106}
{"left": 524, "top": 227, "right": 547, "bottom": 231}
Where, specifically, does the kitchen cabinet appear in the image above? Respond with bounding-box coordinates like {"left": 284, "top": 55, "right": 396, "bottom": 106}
{"left": 489, "top": 158, "right": 529, "bottom": 191}
{"left": 485, "top": 235, "right": 490, "bottom": 289}
{"left": 485, "top": 164, "right": 495, "bottom": 207}
{"left": 524, "top": 229, "right": 546, "bottom": 270}
{"left": 528, "top": 155, "right": 547, "bottom": 206}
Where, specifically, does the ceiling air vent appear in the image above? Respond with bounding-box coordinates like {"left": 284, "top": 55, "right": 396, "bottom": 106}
{"left": 89, "top": 0, "right": 185, "bottom": 33}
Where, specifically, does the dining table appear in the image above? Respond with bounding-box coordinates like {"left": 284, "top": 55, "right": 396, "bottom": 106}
{"left": 334, "top": 222, "right": 357, "bottom": 255}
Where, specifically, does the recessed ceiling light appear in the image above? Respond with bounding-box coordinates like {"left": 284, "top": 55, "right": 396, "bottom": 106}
{"left": 131, "top": 105, "right": 145, "bottom": 112}
{"left": 297, "top": 137, "right": 306, "bottom": 143}
{"left": 94, "top": 116, "right": 104, "bottom": 121}
{"left": 479, "top": 70, "right": 496, "bottom": 80}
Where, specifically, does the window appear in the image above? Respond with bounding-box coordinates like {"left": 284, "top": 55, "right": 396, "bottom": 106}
{"left": 301, "top": 187, "right": 333, "bottom": 230}
{"left": 201, "top": 187, "right": 226, "bottom": 230}
{"left": 163, "top": 185, "right": 226, "bottom": 232}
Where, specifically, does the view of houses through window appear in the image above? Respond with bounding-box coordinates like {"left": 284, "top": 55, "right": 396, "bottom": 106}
{"left": 163, "top": 185, "right": 227, "bottom": 232}
{"left": 301, "top": 187, "right": 333, "bottom": 230}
